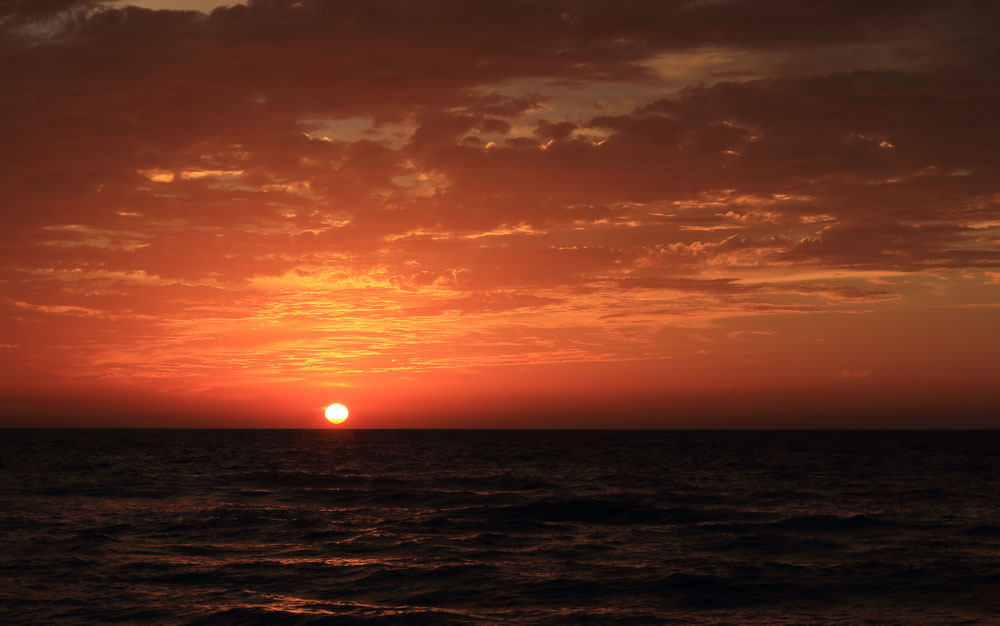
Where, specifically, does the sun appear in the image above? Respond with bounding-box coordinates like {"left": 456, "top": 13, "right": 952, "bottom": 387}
{"left": 324, "top": 403, "right": 349, "bottom": 424}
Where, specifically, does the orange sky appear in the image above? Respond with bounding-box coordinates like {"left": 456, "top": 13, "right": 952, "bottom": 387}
{"left": 2, "top": 0, "right": 998, "bottom": 427}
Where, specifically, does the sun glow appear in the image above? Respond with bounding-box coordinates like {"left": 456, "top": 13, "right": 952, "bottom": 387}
{"left": 324, "top": 403, "right": 349, "bottom": 424}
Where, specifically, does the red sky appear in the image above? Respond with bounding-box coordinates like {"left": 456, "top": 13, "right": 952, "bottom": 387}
{"left": 2, "top": 0, "right": 998, "bottom": 427}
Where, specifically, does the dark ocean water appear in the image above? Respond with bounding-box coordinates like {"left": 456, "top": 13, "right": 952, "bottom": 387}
{"left": 2, "top": 430, "right": 999, "bottom": 625}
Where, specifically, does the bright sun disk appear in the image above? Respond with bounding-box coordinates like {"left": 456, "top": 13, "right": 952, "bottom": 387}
{"left": 324, "top": 403, "right": 349, "bottom": 424}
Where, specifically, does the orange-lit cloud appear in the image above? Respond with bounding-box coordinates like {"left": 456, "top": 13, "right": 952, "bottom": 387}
{"left": 1, "top": 0, "right": 998, "bottom": 426}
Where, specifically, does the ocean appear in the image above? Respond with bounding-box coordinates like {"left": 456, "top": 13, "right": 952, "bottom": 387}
{"left": 1, "top": 430, "right": 998, "bottom": 624}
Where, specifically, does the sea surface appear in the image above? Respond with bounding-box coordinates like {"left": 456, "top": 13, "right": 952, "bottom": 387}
{"left": 1, "top": 430, "right": 999, "bottom": 625}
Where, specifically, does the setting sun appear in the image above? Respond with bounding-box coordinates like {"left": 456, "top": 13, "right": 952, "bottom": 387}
{"left": 324, "top": 403, "right": 349, "bottom": 424}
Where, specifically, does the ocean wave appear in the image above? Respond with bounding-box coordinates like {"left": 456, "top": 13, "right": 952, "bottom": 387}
{"left": 3, "top": 430, "right": 999, "bottom": 625}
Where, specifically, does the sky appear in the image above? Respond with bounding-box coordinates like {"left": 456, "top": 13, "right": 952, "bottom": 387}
{"left": 1, "top": 0, "right": 998, "bottom": 428}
